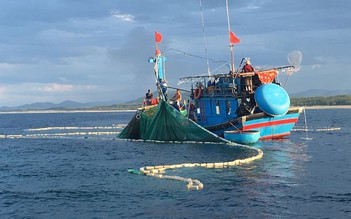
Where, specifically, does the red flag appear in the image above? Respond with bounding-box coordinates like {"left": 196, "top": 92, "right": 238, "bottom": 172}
{"left": 229, "top": 31, "right": 240, "bottom": 44}
{"left": 155, "top": 31, "right": 162, "bottom": 43}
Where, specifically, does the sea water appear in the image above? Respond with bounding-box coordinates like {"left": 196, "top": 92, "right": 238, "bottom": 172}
{"left": 0, "top": 109, "right": 350, "bottom": 218}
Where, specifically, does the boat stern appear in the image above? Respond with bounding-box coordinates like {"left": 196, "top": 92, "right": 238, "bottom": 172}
{"left": 241, "top": 107, "right": 303, "bottom": 139}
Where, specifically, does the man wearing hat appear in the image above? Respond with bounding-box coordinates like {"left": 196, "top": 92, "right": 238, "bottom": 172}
{"left": 242, "top": 59, "right": 254, "bottom": 73}
{"left": 241, "top": 59, "right": 255, "bottom": 93}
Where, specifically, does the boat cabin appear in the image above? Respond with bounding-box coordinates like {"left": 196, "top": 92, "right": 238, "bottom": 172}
{"left": 182, "top": 72, "right": 261, "bottom": 128}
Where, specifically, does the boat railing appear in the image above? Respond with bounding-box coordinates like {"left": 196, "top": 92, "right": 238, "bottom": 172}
{"left": 184, "top": 69, "right": 289, "bottom": 99}
{"left": 188, "top": 73, "right": 257, "bottom": 98}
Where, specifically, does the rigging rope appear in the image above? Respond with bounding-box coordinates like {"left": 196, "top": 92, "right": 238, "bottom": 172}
{"left": 167, "top": 48, "right": 227, "bottom": 64}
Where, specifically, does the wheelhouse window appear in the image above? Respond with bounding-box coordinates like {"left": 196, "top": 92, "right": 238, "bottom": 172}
{"left": 215, "top": 100, "right": 220, "bottom": 114}
{"left": 226, "top": 100, "right": 231, "bottom": 115}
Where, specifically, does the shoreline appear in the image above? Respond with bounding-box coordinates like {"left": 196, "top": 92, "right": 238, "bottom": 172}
{"left": 0, "top": 109, "right": 137, "bottom": 114}
{"left": 302, "top": 105, "right": 351, "bottom": 109}
{"left": 0, "top": 105, "right": 350, "bottom": 114}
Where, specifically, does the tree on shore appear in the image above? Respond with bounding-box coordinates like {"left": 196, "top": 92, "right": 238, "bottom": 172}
{"left": 291, "top": 95, "right": 351, "bottom": 106}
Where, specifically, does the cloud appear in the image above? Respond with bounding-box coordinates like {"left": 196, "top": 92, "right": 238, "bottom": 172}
{"left": 0, "top": 86, "right": 6, "bottom": 94}
{"left": 39, "top": 84, "right": 74, "bottom": 92}
{"left": 0, "top": 63, "right": 15, "bottom": 71}
{"left": 0, "top": 0, "right": 350, "bottom": 106}
{"left": 38, "top": 29, "right": 91, "bottom": 40}
{"left": 312, "top": 64, "right": 321, "bottom": 69}
{"left": 111, "top": 11, "right": 135, "bottom": 22}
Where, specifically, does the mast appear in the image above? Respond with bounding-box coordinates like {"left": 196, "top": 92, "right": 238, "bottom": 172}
{"left": 225, "top": 0, "right": 235, "bottom": 72}
{"left": 199, "top": 0, "right": 211, "bottom": 76}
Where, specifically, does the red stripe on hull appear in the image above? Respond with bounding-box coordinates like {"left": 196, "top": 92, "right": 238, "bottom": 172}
{"left": 243, "top": 118, "right": 298, "bottom": 130}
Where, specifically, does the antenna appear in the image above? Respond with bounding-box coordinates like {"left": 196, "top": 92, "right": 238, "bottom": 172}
{"left": 225, "top": 0, "right": 235, "bottom": 72}
{"left": 199, "top": 0, "right": 211, "bottom": 76}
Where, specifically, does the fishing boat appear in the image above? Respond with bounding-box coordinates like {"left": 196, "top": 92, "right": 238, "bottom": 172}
{"left": 175, "top": 0, "right": 303, "bottom": 141}
{"left": 119, "top": 41, "right": 303, "bottom": 143}
{"left": 179, "top": 66, "right": 303, "bottom": 140}
{"left": 119, "top": 1, "right": 303, "bottom": 143}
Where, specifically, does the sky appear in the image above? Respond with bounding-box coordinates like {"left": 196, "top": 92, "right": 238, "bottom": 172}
{"left": 0, "top": 0, "right": 350, "bottom": 107}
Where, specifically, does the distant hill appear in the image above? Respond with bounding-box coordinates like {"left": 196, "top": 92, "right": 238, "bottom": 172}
{"left": 3, "top": 89, "right": 350, "bottom": 112}
{"left": 124, "top": 90, "right": 177, "bottom": 105}
{"left": 0, "top": 100, "right": 118, "bottom": 111}
{"left": 291, "top": 95, "right": 351, "bottom": 106}
{"left": 290, "top": 89, "right": 351, "bottom": 97}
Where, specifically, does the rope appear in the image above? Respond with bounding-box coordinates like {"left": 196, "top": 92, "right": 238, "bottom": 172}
{"left": 167, "top": 48, "right": 227, "bottom": 64}
{"left": 229, "top": 121, "right": 242, "bottom": 133}
{"left": 126, "top": 138, "right": 263, "bottom": 190}
{"left": 292, "top": 127, "right": 341, "bottom": 132}
{"left": 0, "top": 131, "right": 120, "bottom": 139}
{"left": 26, "top": 126, "right": 121, "bottom": 131}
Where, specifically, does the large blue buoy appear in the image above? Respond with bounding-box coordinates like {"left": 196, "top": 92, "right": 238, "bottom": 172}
{"left": 254, "top": 83, "right": 290, "bottom": 116}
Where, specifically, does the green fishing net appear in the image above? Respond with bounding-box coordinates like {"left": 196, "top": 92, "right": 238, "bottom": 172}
{"left": 118, "top": 100, "right": 225, "bottom": 142}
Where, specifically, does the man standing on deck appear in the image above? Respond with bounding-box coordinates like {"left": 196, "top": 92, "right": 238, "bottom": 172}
{"left": 148, "top": 49, "right": 168, "bottom": 100}
{"left": 148, "top": 49, "right": 167, "bottom": 83}
{"left": 172, "top": 89, "right": 182, "bottom": 111}
{"left": 241, "top": 59, "right": 255, "bottom": 93}
{"left": 154, "top": 49, "right": 166, "bottom": 82}
{"left": 242, "top": 59, "right": 254, "bottom": 73}
{"left": 145, "top": 89, "right": 153, "bottom": 106}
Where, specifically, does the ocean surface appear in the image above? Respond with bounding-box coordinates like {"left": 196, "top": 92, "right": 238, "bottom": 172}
{"left": 0, "top": 109, "right": 350, "bottom": 218}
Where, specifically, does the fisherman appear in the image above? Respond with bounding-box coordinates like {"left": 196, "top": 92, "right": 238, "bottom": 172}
{"left": 207, "top": 78, "right": 215, "bottom": 94}
{"left": 241, "top": 59, "right": 255, "bottom": 93}
{"left": 151, "top": 96, "right": 160, "bottom": 105}
{"left": 148, "top": 49, "right": 167, "bottom": 82}
{"left": 148, "top": 49, "right": 168, "bottom": 100}
{"left": 145, "top": 89, "right": 153, "bottom": 106}
{"left": 188, "top": 103, "right": 196, "bottom": 122}
{"left": 172, "top": 89, "right": 182, "bottom": 111}
{"left": 158, "top": 79, "right": 168, "bottom": 101}
{"left": 242, "top": 59, "right": 254, "bottom": 73}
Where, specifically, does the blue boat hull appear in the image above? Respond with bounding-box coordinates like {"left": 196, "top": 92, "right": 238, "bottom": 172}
{"left": 241, "top": 110, "right": 301, "bottom": 139}
{"left": 205, "top": 107, "right": 303, "bottom": 139}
